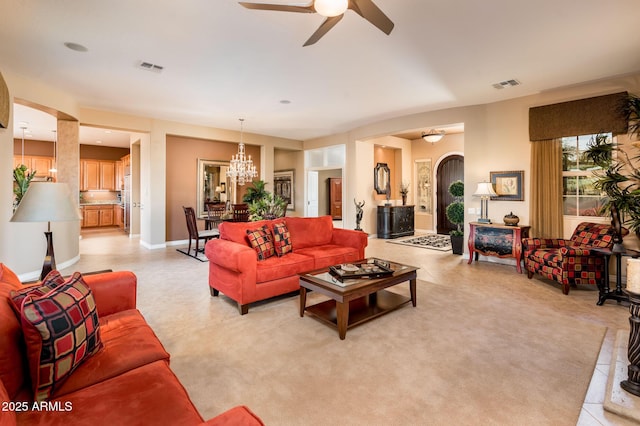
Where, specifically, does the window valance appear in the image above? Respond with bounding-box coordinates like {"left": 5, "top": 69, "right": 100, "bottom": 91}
{"left": 529, "top": 91, "right": 628, "bottom": 141}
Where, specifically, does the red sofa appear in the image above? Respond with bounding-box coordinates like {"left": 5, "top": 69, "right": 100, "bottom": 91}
{"left": 0, "top": 264, "right": 263, "bottom": 426}
{"left": 205, "top": 215, "right": 368, "bottom": 314}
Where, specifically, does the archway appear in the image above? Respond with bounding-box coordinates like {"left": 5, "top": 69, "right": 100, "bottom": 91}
{"left": 436, "top": 154, "right": 464, "bottom": 234}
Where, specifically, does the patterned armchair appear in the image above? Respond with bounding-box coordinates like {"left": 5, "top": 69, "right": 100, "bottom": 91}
{"left": 522, "top": 222, "right": 615, "bottom": 295}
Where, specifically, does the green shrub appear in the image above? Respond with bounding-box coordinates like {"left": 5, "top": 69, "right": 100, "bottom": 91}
{"left": 446, "top": 180, "right": 464, "bottom": 236}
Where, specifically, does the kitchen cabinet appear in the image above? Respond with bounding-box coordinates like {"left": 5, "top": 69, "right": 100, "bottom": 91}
{"left": 82, "top": 205, "right": 115, "bottom": 228}
{"left": 82, "top": 160, "right": 100, "bottom": 190}
{"left": 115, "top": 205, "right": 124, "bottom": 229}
{"left": 13, "top": 156, "right": 53, "bottom": 179}
{"left": 81, "top": 160, "right": 116, "bottom": 191}
{"left": 100, "top": 161, "right": 116, "bottom": 191}
{"left": 115, "top": 160, "right": 124, "bottom": 190}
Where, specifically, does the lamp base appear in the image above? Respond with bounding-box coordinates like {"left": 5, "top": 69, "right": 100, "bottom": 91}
{"left": 40, "top": 231, "right": 56, "bottom": 281}
{"left": 477, "top": 218, "right": 492, "bottom": 223}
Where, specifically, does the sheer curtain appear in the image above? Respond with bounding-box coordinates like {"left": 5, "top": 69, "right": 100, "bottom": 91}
{"left": 530, "top": 139, "right": 563, "bottom": 238}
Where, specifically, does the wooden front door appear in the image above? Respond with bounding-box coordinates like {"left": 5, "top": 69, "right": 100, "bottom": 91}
{"left": 436, "top": 155, "right": 464, "bottom": 234}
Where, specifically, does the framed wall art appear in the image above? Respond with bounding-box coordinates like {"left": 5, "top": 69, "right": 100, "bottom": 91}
{"left": 490, "top": 170, "right": 524, "bottom": 201}
{"left": 414, "top": 159, "right": 432, "bottom": 214}
{"left": 274, "top": 170, "right": 294, "bottom": 210}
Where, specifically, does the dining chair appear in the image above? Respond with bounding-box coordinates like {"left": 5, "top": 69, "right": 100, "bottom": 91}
{"left": 177, "top": 206, "right": 219, "bottom": 261}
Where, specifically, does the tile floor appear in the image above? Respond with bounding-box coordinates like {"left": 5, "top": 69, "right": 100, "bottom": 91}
{"left": 75, "top": 227, "right": 639, "bottom": 425}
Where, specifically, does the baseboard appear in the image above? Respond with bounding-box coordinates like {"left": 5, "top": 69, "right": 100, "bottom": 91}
{"left": 17, "top": 254, "right": 81, "bottom": 282}
{"left": 139, "top": 240, "right": 167, "bottom": 250}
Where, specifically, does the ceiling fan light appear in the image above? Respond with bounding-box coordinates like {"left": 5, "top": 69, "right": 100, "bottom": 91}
{"left": 421, "top": 129, "right": 445, "bottom": 143}
{"left": 314, "top": 0, "right": 348, "bottom": 17}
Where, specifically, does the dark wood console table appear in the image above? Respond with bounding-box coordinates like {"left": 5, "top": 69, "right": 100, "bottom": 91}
{"left": 377, "top": 205, "right": 414, "bottom": 239}
{"left": 591, "top": 246, "right": 640, "bottom": 306}
{"left": 468, "top": 222, "right": 531, "bottom": 273}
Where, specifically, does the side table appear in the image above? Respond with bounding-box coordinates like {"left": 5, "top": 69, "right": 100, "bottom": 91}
{"left": 468, "top": 222, "right": 531, "bottom": 273}
{"left": 592, "top": 246, "right": 640, "bottom": 306}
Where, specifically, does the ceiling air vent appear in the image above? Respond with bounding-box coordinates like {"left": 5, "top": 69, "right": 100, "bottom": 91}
{"left": 492, "top": 79, "right": 521, "bottom": 90}
{"left": 138, "top": 61, "right": 164, "bottom": 73}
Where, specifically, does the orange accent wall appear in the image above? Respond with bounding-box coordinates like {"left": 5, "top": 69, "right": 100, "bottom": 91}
{"left": 166, "top": 135, "right": 261, "bottom": 241}
{"left": 373, "top": 145, "right": 397, "bottom": 201}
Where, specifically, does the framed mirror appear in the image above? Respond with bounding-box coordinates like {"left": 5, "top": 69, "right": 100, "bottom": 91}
{"left": 374, "top": 162, "right": 390, "bottom": 195}
{"left": 197, "top": 159, "right": 231, "bottom": 218}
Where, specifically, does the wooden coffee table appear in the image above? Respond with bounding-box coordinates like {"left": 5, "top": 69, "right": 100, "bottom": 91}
{"left": 298, "top": 258, "right": 418, "bottom": 340}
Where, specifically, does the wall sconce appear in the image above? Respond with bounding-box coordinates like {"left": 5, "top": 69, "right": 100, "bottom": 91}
{"left": 421, "top": 129, "right": 445, "bottom": 143}
{"left": 473, "top": 181, "right": 497, "bottom": 223}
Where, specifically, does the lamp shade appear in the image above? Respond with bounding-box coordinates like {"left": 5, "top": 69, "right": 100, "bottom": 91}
{"left": 473, "top": 182, "right": 497, "bottom": 197}
{"left": 11, "top": 182, "right": 82, "bottom": 223}
{"left": 314, "top": 0, "right": 348, "bottom": 17}
{"left": 421, "top": 129, "right": 445, "bottom": 143}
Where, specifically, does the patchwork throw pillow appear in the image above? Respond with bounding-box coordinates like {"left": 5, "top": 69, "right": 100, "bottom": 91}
{"left": 9, "top": 270, "right": 66, "bottom": 315}
{"left": 246, "top": 226, "right": 275, "bottom": 260}
{"left": 272, "top": 222, "right": 292, "bottom": 257}
{"left": 19, "top": 272, "right": 103, "bottom": 401}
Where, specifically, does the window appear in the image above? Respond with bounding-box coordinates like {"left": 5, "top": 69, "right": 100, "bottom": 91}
{"left": 561, "top": 133, "right": 611, "bottom": 217}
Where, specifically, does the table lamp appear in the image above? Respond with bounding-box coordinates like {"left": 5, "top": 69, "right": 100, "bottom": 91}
{"left": 10, "top": 182, "right": 82, "bottom": 280}
{"left": 473, "top": 181, "right": 497, "bottom": 223}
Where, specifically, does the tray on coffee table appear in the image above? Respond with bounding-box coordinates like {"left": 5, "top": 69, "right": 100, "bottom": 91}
{"left": 328, "top": 259, "right": 393, "bottom": 282}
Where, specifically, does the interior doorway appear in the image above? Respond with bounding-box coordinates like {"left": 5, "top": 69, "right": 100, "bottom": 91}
{"left": 436, "top": 154, "right": 464, "bottom": 234}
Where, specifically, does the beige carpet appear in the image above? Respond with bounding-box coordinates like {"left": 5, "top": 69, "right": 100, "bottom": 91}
{"left": 65, "top": 232, "right": 622, "bottom": 425}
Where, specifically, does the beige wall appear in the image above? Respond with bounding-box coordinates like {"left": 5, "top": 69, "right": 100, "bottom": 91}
{"left": 1, "top": 70, "right": 82, "bottom": 279}
{"left": 318, "top": 169, "right": 342, "bottom": 216}
{"left": 274, "top": 149, "right": 304, "bottom": 217}
{"left": 165, "top": 135, "right": 261, "bottom": 242}
{"left": 3, "top": 66, "right": 640, "bottom": 276}
{"left": 411, "top": 132, "right": 465, "bottom": 231}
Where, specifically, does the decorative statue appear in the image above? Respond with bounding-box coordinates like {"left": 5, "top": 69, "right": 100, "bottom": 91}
{"left": 354, "top": 198, "right": 365, "bottom": 231}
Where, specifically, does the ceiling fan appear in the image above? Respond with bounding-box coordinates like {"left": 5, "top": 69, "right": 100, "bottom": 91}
{"left": 239, "top": 0, "right": 394, "bottom": 46}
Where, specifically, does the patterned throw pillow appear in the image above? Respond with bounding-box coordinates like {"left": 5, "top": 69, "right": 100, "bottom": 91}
{"left": 9, "top": 270, "right": 66, "bottom": 315}
{"left": 246, "top": 226, "right": 275, "bottom": 260}
{"left": 19, "top": 272, "right": 103, "bottom": 401}
{"left": 272, "top": 222, "right": 292, "bottom": 257}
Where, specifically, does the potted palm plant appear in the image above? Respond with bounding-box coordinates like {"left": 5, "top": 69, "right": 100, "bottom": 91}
{"left": 446, "top": 180, "right": 465, "bottom": 255}
{"left": 585, "top": 94, "right": 640, "bottom": 236}
{"left": 13, "top": 164, "right": 36, "bottom": 211}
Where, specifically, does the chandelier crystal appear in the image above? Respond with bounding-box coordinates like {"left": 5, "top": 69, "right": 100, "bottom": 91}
{"left": 227, "top": 118, "right": 257, "bottom": 186}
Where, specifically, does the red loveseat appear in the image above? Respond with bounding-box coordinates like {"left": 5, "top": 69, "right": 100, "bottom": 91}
{"left": 205, "top": 215, "right": 368, "bottom": 314}
{"left": 0, "top": 264, "right": 263, "bottom": 426}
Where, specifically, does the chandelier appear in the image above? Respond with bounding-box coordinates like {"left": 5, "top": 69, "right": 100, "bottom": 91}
{"left": 227, "top": 118, "right": 257, "bottom": 186}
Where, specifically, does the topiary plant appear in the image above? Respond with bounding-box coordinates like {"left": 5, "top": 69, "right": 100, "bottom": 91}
{"left": 446, "top": 180, "right": 464, "bottom": 236}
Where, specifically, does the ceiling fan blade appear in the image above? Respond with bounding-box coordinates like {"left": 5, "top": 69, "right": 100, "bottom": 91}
{"left": 349, "top": 0, "right": 394, "bottom": 35}
{"left": 238, "top": 2, "right": 314, "bottom": 13}
{"left": 303, "top": 15, "right": 343, "bottom": 46}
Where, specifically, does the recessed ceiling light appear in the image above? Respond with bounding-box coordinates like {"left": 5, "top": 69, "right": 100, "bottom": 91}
{"left": 105, "top": 130, "right": 112, "bottom": 134}
{"left": 280, "top": 100, "right": 291, "bottom": 104}
{"left": 64, "top": 42, "right": 88, "bottom": 52}
{"left": 96, "top": 140, "right": 102, "bottom": 144}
